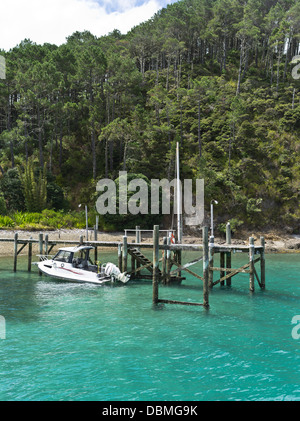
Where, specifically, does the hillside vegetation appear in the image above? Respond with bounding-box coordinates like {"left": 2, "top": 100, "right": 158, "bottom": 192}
{"left": 0, "top": 0, "right": 299, "bottom": 233}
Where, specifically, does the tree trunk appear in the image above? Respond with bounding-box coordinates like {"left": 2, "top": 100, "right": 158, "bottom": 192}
{"left": 198, "top": 98, "right": 202, "bottom": 158}
{"left": 91, "top": 122, "right": 96, "bottom": 179}
{"left": 236, "top": 39, "right": 245, "bottom": 96}
{"left": 37, "top": 103, "right": 44, "bottom": 168}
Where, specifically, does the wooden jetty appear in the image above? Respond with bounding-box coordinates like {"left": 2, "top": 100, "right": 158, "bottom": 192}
{"left": 0, "top": 222, "right": 266, "bottom": 309}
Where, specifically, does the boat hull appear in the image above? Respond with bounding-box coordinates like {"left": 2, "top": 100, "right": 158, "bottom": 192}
{"left": 37, "top": 260, "right": 112, "bottom": 285}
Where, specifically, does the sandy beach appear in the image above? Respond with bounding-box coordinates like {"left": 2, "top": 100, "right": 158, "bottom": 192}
{"left": 0, "top": 228, "right": 299, "bottom": 257}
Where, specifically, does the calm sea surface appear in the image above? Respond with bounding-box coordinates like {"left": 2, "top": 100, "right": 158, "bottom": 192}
{"left": 0, "top": 251, "right": 299, "bottom": 401}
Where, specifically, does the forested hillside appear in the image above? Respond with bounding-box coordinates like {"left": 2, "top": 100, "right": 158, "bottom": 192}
{"left": 0, "top": 0, "right": 299, "bottom": 233}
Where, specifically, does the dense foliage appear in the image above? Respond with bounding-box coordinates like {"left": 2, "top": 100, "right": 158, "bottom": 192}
{"left": 0, "top": 0, "right": 299, "bottom": 232}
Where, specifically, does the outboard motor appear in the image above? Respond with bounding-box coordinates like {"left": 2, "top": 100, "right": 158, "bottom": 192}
{"left": 102, "top": 263, "right": 130, "bottom": 283}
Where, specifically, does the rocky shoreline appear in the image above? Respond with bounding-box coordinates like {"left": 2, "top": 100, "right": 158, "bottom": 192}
{"left": 0, "top": 228, "right": 299, "bottom": 257}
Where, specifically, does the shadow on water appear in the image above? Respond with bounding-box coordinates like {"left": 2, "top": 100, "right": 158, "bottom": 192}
{"left": 0, "top": 255, "right": 120, "bottom": 324}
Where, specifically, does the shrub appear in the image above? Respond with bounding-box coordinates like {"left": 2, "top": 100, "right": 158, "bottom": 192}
{"left": 0, "top": 192, "right": 7, "bottom": 215}
{"left": 0, "top": 215, "right": 15, "bottom": 228}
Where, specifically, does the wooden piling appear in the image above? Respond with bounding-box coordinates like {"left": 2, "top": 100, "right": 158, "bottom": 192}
{"left": 131, "top": 240, "right": 136, "bottom": 273}
{"left": 135, "top": 226, "right": 141, "bottom": 272}
{"left": 118, "top": 243, "right": 122, "bottom": 271}
{"left": 28, "top": 238, "right": 32, "bottom": 272}
{"left": 38, "top": 233, "right": 43, "bottom": 276}
{"left": 162, "top": 237, "right": 167, "bottom": 283}
{"left": 226, "top": 252, "right": 232, "bottom": 287}
{"left": 225, "top": 223, "right": 232, "bottom": 286}
{"left": 44, "top": 234, "right": 49, "bottom": 255}
{"left": 226, "top": 222, "right": 231, "bottom": 244}
{"left": 220, "top": 252, "right": 225, "bottom": 286}
{"left": 152, "top": 225, "right": 159, "bottom": 305}
{"left": 249, "top": 236, "right": 255, "bottom": 292}
{"left": 79, "top": 235, "right": 83, "bottom": 245}
{"left": 135, "top": 226, "right": 141, "bottom": 244}
{"left": 260, "top": 236, "right": 265, "bottom": 289}
{"left": 209, "top": 235, "right": 214, "bottom": 288}
{"left": 122, "top": 236, "right": 128, "bottom": 273}
{"left": 94, "top": 226, "right": 98, "bottom": 263}
{"left": 202, "top": 226, "right": 209, "bottom": 308}
{"left": 166, "top": 236, "right": 171, "bottom": 284}
{"left": 13, "top": 233, "right": 18, "bottom": 272}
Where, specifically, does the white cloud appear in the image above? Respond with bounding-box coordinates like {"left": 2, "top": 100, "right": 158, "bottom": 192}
{"left": 0, "top": 0, "right": 173, "bottom": 51}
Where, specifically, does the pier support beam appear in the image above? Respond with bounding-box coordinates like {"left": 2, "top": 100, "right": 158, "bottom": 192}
{"left": 225, "top": 221, "right": 232, "bottom": 287}
{"left": 13, "top": 233, "right": 18, "bottom": 272}
{"left": 135, "top": 226, "right": 141, "bottom": 272}
{"left": 209, "top": 235, "right": 214, "bottom": 288}
{"left": 162, "top": 237, "right": 167, "bottom": 283}
{"left": 152, "top": 225, "right": 159, "bottom": 305}
{"left": 94, "top": 227, "right": 98, "bottom": 263}
{"left": 202, "top": 226, "right": 209, "bottom": 308}
{"left": 44, "top": 234, "right": 49, "bottom": 256}
{"left": 226, "top": 252, "right": 232, "bottom": 287}
{"left": 260, "top": 236, "right": 265, "bottom": 289}
{"left": 38, "top": 233, "right": 43, "bottom": 276}
{"left": 118, "top": 243, "right": 122, "bottom": 271}
{"left": 28, "top": 238, "right": 32, "bottom": 272}
{"left": 249, "top": 236, "right": 255, "bottom": 292}
{"left": 166, "top": 236, "right": 171, "bottom": 284}
{"left": 220, "top": 252, "right": 225, "bottom": 286}
{"left": 122, "top": 236, "right": 128, "bottom": 273}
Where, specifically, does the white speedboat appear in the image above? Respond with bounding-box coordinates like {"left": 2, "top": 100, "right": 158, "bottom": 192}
{"left": 37, "top": 245, "right": 130, "bottom": 285}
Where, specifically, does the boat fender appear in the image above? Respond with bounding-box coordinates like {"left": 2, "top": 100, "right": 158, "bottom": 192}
{"left": 61, "top": 263, "right": 64, "bottom": 268}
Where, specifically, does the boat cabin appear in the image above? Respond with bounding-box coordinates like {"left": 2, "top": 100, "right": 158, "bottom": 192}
{"left": 53, "top": 246, "right": 97, "bottom": 272}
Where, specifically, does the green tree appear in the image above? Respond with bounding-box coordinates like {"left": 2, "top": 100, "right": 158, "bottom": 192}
{"left": 19, "top": 158, "right": 47, "bottom": 212}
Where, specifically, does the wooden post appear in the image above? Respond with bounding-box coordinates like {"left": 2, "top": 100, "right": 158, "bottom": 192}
{"left": 225, "top": 223, "right": 232, "bottom": 287}
{"left": 122, "top": 236, "right": 128, "bottom": 273}
{"left": 166, "top": 236, "right": 171, "bottom": 284}
{"left": 38, "top": 233, "right": 43, "bottom": 276}
{"left": 118, "top": 243, "right": 122, "bottom": 271}
{"left": 249, "top": 236, "right": 255, "bottom": 292}
{"left": 28, "top": 237, "right": 32, "bottom": 272}
{"left": 13, "top": 232, "right": 18, "bottom": 272}
{"left": 226, "top": 222, "right": 231, "bottom": 244}
{"left": 260, "top": 236, "right": 265, "bottom": 289}
{"left": 209, "top": 235, "right": 214, "bottom": 288}
{"left": 44, "top": 234, "right": 49, "bottom": 256}
{"left": 226, "top": 252, "right": 232, "bottom": 287}
{"left": 152, "top": 225, "right": 159, "bottom": 305}
{"left": 202, "top": 226, "right": 209, "bottom": 308}
{"left": 162, "top": 237, "right": 167, "bottom": 283}
{"left": 79, "top": 235, "right": 83, "bottom": 245}
{"left": 220, "top": 252, "right": 225, "bottom": 286}
{"left": 135, "top": 226, "right": 140, "bottom": 244}
{"left": 135, "top": 226, "right": 140, "bottom": 272}
{"left": 131, "top": 240, "right": 136, "bottom": 273}
{"left": 94, "top": 226, "right": 98, "bottom": 263}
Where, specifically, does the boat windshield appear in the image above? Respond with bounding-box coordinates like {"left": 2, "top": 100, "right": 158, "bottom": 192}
{"left": 53, "top": 250, "right": 73, "bottom": 263}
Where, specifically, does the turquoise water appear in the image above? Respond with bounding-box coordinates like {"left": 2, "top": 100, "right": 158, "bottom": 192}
{"left": 0, "top": 251, "right": 299, "bottom": 401}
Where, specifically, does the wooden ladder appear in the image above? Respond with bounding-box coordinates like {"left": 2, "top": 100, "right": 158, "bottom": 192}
{"left": 128, "top": 247, "right": 162, "bottom": 276}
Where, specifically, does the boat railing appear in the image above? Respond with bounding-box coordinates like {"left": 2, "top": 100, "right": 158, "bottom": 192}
{"left": 36, "top": 254, "right": 54, "bottom": 261}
